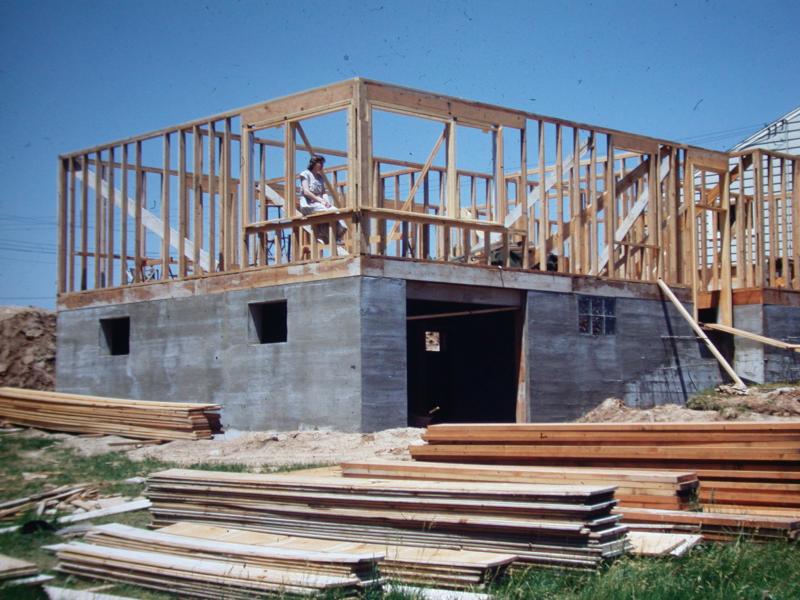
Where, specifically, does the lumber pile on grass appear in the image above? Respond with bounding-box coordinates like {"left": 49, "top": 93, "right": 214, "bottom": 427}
{"left": 0, "top": 387, "right": 222, "bottom": 440}
{"left": 86, "top": 522, "right": 513, "bottom": 590}
{"left": 617, "top": 507, "right": 800, "bottom": 542}
{"left": 342, "top": 459, "right": 699, "bottom": 510}
{"left": 145, "top": 469, "right": 629, "bottom": 570}
{"left": 410, "top": 422, "right": 800, "bottom": 516}
{"left": 48, "top": 541, "right": 372, "bottom": 598}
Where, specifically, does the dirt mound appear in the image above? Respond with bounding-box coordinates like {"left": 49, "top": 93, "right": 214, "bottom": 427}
{"left": 688, "top": 385, "right": 800, "bottom": 418}
{"left": 580, "top": 385, "right": 800, "bottom": 423}
{"left": 56, "top": 427, "right": 426, "bottom": 468}
{"left": 578, "top": 398, "right": 721, "bottom": 423}
{"left": 0, "top": 306, "right": 56, "bottom": 391}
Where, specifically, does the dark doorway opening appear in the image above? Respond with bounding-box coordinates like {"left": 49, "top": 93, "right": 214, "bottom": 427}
{"left": 406, "top": 299, "right": 521, "bottom": 426}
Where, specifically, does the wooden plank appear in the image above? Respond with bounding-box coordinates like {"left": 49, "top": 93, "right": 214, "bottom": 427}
{"left": 703, "top": 322, "right": 800, "bottom": 351}
{"left": 178, "top": 131, "right": 187, "bottom": 277}
{"left": 687, "top": 148, "right": 728, "bottom": 173}
{"left": 613, "top": 133, "right": 659, "bottom": 156}
{"left": 364, "top": 80, "right": 525, "bottom": 129}
{"left": 133, "top": 143, "right": 143, "bottom": 282}
{"left": 67, "top": 158, "right": 76, "bottom": 292}
{"left": 207, "top": 122, "right": 217, "bottom": 271}
{"left": 193, "top": 126, "right": 203, "bottom": 274}
{"left": 105, "top": 147, "right": 115, "bottom": 287}
{"left": 161, "top": 134, "right": 171, "bottom": 280}
{"left": 605, "top": 135, "right": 616, "bottom": 277}
{"left": 93, "top": 151, "right": 103, "bottom": 287}
{"left": 57, "top": 158, "right": 68, "bottom": 293}
{"left": 80, "top": 155, "right": 89, "bottom": 289}
{"left": 119, "top": 145, "right": 128, "bottom": 285}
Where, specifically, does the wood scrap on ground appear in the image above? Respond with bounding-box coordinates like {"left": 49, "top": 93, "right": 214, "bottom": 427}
{"left": 0, "top": 484, "right": 97, "bottom": 522}
{"left": 0, "top": 553, "right": 39, "bottom": 581}
{"left": 0, "top": 387, "right": 222, "bottom": 440}
{"left": 626, "top": 531, "right": 702, "bottom": 557}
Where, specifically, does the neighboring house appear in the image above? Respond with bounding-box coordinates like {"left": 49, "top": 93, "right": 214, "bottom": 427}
{"left": 731, "top": 105, "right": 800, "bottom": 154}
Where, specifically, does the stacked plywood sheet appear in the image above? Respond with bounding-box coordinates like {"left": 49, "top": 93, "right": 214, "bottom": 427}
{"left": 90, "top": 522, "right": 513, "bottom": 590}
{"left": 145, "top": 469, "right": 629, "bottom": 569}
{"left": 48, "top": 540, "right": 374, "bottom": 598}
{"left": 617, "top": 507, "right": 800, "bottom": 542}
{"left": 411, "top": 422, "right": 800, "bottom": 516}
{"left": 341, "top": 459, "right": 699, "bottom": 510}
{"left": 0, "top": 387, "right": 222, "bottom": 440}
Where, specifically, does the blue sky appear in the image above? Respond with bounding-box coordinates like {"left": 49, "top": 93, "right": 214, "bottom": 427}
{"left": 1, "top": 0, "right": 798, "bottom": 308}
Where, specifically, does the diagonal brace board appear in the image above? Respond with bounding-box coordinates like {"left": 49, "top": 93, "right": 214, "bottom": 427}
{"left": 75, "top": 169, "right": 211, "bottom": 272}
{"left": 387, "top": 124, "right": 448, "bottom": 242}
{"left": 593, "top": 152, "right": 670, "bottom": 274}
{"left": 470, "top": 141, "right": 591, "bottom": 256}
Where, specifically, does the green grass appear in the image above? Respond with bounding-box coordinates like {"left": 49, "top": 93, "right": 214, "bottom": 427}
{"left": 687, "top": 380, "right": 797, "bottom": 412}
{"left": 489, "top": 540, "right": 800, "bottom": 600}
{"left": 0, "top": 433, "right": 341, "bottom": 599}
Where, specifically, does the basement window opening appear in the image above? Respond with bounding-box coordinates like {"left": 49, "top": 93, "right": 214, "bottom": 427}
{"left": 578, "top": 296, "right": 616, "bottom": 336}
{"left": 249, "top": 300, "right": 288, "bottom": 344}
{"left": 100, "top": 317, "right": 130, "bottom": 355}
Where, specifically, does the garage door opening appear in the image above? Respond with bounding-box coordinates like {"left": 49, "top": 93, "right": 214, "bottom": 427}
{"left": 407, "top": 299, "right": 522, "bottom": 426}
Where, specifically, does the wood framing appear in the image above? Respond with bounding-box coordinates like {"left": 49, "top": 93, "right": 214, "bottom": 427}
{"left": 54, "top": 79, "right": 798, "bottom": 321}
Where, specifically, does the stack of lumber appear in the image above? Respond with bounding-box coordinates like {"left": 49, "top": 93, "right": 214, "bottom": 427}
{"left": 695, "top": 469, "right": 800, "bottom": 516}
{"left": 0, "top": 553, "right": 38, "bottom": 582}
{"left": 342, "top": 459, "right": 699, "bottom": 510}
{"left": 48, "top": 541, "right": 371, "bottom": 598}
{"left": 145, "top": 469, "right": 629, "bottom": 570}
{"left": 87, "top": 522, "right": 513, "bottom": 590}
{"left": 411, "top": 422, "right": 800, "bottom": 515}
{"left": 0, "top": 387, "right": 222, "bottom": 440}
{"left": 618, "top": 507, "right": 800, "bottom": 542}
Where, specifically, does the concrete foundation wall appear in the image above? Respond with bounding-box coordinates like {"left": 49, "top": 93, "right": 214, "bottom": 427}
{"left": 525, "top": 290, "right": 723, "bottom": 422}
{"left": 763, "top": 305, "right": 800, "bottom": 382}
{"left": 732, "top": 304, "right": 800, "bottom": 384}
{"left": 59, "top": 269, "right": 796, "bottom": 431}
{"left": 57, "top": 276, "right": 407, "bottom": 432}
{"left": 732, "top": 304, "right": 767, "bottom": 383}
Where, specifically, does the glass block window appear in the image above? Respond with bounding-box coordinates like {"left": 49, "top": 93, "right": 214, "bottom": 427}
{"left": 578, "top": 296, "right": 616, "bottom": 336}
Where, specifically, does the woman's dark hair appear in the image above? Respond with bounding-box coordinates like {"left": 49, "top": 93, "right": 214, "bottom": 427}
{"left": 307, "top": 155, "right": 326, "bottom": 170}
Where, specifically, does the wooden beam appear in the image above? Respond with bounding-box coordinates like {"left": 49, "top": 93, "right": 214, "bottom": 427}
{"left": 161, "top": 134, "right": 171, "bottom": 280}
{"left": 657, "top": 278, "right": 745, "bottom": 389}
{"left": 703, "top": 323, "right": 800, "bottom": 352}
{"left": 57, "top": 158, "right": 68, "bottom": 294}
{"left": 718, "top": 168, "right": 733, "bottom": 326}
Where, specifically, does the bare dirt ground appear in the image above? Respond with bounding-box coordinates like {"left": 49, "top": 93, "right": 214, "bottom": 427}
{"left": 579, "top": 384, "right": 800, "bottom": 423}
{"left": 0, "top": 306, "right": 55, "bottom": 390}
{"left": 54, "top": 427, "right": 427, "bottom": 468}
